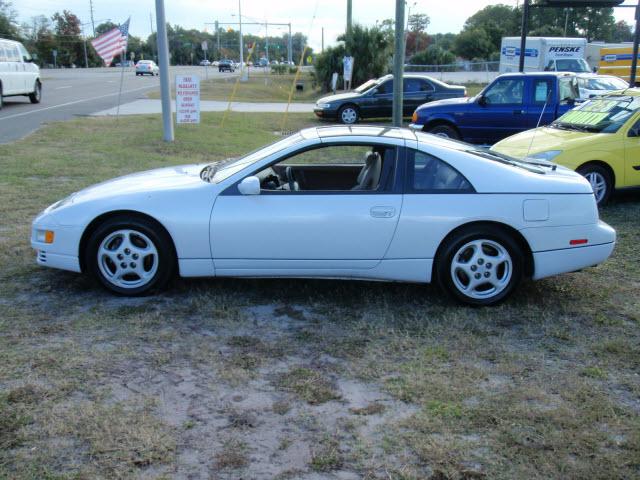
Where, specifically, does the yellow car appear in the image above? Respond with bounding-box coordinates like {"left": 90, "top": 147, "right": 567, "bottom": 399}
{"left": 492, "top": 89, "right": 640, "bottom": 205}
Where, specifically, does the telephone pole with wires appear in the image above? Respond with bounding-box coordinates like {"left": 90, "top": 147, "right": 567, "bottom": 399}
{"left": 89, "top": 0, "right": 96, "bottom": 36}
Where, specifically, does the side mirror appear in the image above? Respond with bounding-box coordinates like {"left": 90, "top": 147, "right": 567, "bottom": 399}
{"left": 370, "top": 88, "right": 379, "bottom": 95}
{"left": 478, "top": 95, "right": 487, "bottom": 106}
{"left": 238, "top": 176, "right": 261, "bottom": 195}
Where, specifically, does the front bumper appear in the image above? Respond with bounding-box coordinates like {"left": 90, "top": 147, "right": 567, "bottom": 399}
{"left": 31, "top": 220, "right": 83, "bottom": 273}
{"left": 313, "top": 107, "right": 338, "bottom": 119}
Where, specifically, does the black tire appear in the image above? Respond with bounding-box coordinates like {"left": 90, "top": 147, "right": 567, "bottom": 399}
{"left": 85, "top": 216, "right": 175, "bottom": 296}
{"left": 577, "top": 164, "right": 612, "bottom": 206}
{"left": 338, "top": 104, "right": 359, "bottom": 125}
{"left": 29, "top": 81, "right": 42, "bottom": 104}
{"left": 427, "top": 124, "right": 460, "bottom": 140}
{"left": 436, "top": 225, "right": 523, "bottom": 306}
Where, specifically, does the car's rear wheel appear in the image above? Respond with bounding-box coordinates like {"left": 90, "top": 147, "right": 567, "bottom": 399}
{"left": 427, "top": 124, "right": 460, "bottom": 140}
{"left": 86, "top": 217, "right": 175, "bottom": 296}
{"left": 437, "top": 226, "right": 523, "bottom": 306}
{"left": 577, "top": 164, "right": 612, "bottom": 206}
{"left": 339, "top": 105, "right": 359, "bottom": 124}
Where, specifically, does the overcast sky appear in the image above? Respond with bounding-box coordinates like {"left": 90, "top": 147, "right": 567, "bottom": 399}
{"left": 16, "top": 0, "right": 640, "bottom": 50}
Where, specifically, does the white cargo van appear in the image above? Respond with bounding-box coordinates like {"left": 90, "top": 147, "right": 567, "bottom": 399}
{"left": 0, "top": 38, "right": 41, "bottom": 109}
{"left": 500, "top": 37, "right": 589, "bottom": 73}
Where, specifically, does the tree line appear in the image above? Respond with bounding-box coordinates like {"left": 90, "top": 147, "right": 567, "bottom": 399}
{"left": 0, "top": 1, "right": 311, "bottom": 67}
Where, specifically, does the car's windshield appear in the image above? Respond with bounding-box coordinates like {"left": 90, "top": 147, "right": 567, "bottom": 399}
{"left": 354, "top": 79, "right": 378, "bottom": 93}
{"left": 579, "top": 76, "right": 628, "bottom": 91}
{"left": 555, "top": 58, "right": 590, "bottom": 73}
{"left": 205, "top": 133, "right": 304, "bottom": 183}
{"left": 552, "top": 95, "right": 640, "bottom": 133}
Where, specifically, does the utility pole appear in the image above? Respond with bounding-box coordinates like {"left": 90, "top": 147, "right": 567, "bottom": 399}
{"left": 238, "top": 0, "right": 246, "bottom": 80}
{"left": 215, "top": 20, "right": 220, "bottom": 59}
{"left": 630, "top": 0, "right": 640, "bottom": 86}
{"left": 392, "top": 0, "right": 405, "bottom": 127}
{"left": 346, "top": 0, "right": 353, "bottom": 41}
{"left": 321, "top": 27, "right": 324, "bottom": 53}
{"left": 155, "top": 0, "right": 174, "bottom": 142}
{"left": 89, "top": 0, "right": 96, "bottom": 36}
{"left": 519, "top": 0, "right": 530, "bottom": 73}
{"left": 265, "top": 22, "right": 269, "bottom": 63}
{"left": 288, "top": 23, "right": 292, "bottom": 64}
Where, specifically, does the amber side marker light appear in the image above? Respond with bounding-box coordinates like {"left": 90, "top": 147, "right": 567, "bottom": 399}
{"left": 570, "top": 239, "right": 588, "bottom": 246}
{"left": 411, "top": 111, "right": 418, "bottom": 123}
{"left": 37, "top": 230, "right": 55, "bottom": 244}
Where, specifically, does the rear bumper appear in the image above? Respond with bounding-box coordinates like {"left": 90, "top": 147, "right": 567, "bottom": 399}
{"left": 532, "top": 241, "right": 615, "bottom": 280}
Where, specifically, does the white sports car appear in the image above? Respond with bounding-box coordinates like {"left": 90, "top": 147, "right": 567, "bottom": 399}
{"left": 31, "top": 126, "right": 616, "bottom": 305}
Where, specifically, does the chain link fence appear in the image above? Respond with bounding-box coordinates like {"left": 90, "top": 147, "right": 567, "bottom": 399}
{"left": 404, "top": 61, "right": 500, "bottom": 84}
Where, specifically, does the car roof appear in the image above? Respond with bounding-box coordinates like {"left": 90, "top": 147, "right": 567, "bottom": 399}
{"left": 301, "top": 125, "right": 417, "bottom": 142}
{"left": 497, "top": 71, "right": 575, "bottom": 78}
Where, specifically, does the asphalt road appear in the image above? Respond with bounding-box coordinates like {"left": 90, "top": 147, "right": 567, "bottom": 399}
{"left": 0, "top": 66, "right": 230, "bottom": 144}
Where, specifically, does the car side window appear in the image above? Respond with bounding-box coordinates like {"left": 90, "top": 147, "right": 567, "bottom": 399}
{"left": 408, "top": 149, "right": 474, "bottom": 193}
{"left": 377, "top": 80, "right": 393, "bottom": 95}
{"left": 420, "top": 80, "right": 435, "bottom": 92}
{"left": 404, "top": 78, "right": 422, "bottom": 93}
{"left": 254, "top": 144, "right": 395, "bottom": 193}
{"left": 483, "top": 78, "right": 524, "bottom": 105}
{"left": 533, "top": 79, "right": 553, "bottom": 104}
{"left": 0, "top": 45, "right": 6, "bottom": 62}
{"left": 7, "top": 45, "right": 20, "bottom": 62}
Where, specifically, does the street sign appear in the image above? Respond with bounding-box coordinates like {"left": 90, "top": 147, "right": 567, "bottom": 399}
{"left": 52, "top": 49, "right": 57, "bottom": 57}
{"left": 201, "top": 40, "right": 208, "bottom": 51}
{"left": 176, "top": 75, "right": 200, "bottom": 124}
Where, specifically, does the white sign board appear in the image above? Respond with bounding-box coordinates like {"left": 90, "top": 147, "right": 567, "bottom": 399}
{"left": 201, "top": 40, "right": 208, "bottom": 51}
{"left": 176, "top": 75, "right": 200, "bottom": 124}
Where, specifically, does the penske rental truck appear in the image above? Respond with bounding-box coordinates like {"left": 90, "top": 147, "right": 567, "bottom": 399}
{"left": 500, "top": 37, "right": 589, "bottom": 73}
{"left": 598, "top": 46, "right": 640, "bottom": 84}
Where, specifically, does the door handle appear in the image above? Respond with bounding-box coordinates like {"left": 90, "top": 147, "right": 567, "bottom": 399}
{"left": 513, "top": 109, "right": 524, "bottom": 114}
{"left": 370, "top": 206, "right": 396, "bottom": 218}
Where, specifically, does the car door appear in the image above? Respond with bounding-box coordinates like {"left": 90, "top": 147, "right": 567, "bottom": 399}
{"left": 524, "top": 77, "right": 557, "bottom": 128}
{"left": 457, "top": 77, "right": 528, "bottom": 143}
{"left": 0, "top": 42, "right": 8, "bottom": 95}
{"left": 6, "top": 43, "right": 22, "bottom": 94}
{"left": 370, "top": 80, "right": 394, "bottom": 118}
{"left": 623, "top": 116, "right": 640, "bottom": 188}
{"left": 209, "top": 139, "right": 403, "bottom": 275}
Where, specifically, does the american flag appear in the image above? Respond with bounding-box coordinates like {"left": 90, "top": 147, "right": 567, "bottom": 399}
{"left": 91, "top": 18, "right": 130, "bottom": 67}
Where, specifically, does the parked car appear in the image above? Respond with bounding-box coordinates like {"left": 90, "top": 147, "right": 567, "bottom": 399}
{"left": 30, "top": 126, "right": 615, "bottom": 306}
{"left": 258, "top": 58, "right": 269, "bottom": 67}
{"left": 212, "top": 60, "right": 220, "bottom": 67}
{"left": 492, "top": 90, "right": 640, "bottom": 205}
{"left": 199, "top": 59, "right": 211, "bottom": 66}
{"left": 115, "top": 60, "right": 135, "bottom": 67}
{"left": 0, "top": 37, "right": 41, "bottom": 109}
{"left": 315, "top": 74, "right": 466, "bottom": 125}
{"left": 219, "top": 59, "right": 235, "bottom": 72}
{"left": 409, "top": 72, "right": 579, "bottom": 144}
{"left": 575, "top": 73, "right": 628, "bottom": 99}
{"left": 135, "top": 60, "right": 159, "bottom": 76}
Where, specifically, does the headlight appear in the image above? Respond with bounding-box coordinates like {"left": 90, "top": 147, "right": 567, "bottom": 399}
{"left": 315, "top": 103, "right": 331, "bottom": 109}
{"left": 36, "top": 229, "right": 55, "bottom": 244}
{"left": 525, "top": 150, "right": 562, "bottom": 162}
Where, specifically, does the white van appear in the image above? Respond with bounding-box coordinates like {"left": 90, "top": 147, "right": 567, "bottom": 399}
{"left": 500, "top": 37, "right": 590, "bottom": 73}
{"left": 0, "top": 38, "right": 41, "bottom": 109}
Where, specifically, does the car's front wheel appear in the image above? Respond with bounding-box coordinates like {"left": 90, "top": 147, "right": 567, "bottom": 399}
{"left": 437, "top": 226, "right": 523, "bottom": 306}
{"left": 577, "top": 164, "right": 612, "bottom": 206}
{"left": 29, "top": 81, "right": 42, "bottom": 104}
{"left": 338, "top": 105, "right": 359, "bottom": 124}
{"left": 86, "top": 217, "right": 175, "bottom": 295}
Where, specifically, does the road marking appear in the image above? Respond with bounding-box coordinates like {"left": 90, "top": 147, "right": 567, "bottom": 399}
{"left": 0, "top": 84, "right": 159, "bottom": 121}
{"left": 55, "top": 85, "right": 73, "bottom": 89}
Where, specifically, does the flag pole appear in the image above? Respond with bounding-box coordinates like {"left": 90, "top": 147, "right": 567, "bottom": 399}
{"left": 116, "top": 18, "right": 130, "bottom": 122}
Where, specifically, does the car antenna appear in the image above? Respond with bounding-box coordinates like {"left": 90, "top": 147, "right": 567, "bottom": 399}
{"left": 525, "top": 86, "right": 556, "bottom": 171}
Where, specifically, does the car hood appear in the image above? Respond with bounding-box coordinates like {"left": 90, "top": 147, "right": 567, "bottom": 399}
{"left": 63, "top": 164, "right": 207, "bottom": 206}
{"left": 491, "top": 126, "right": 617, "bottom": 158}
{"left": 317, "top": 92, "right": 362, "bottom": 104}
{"left": 416, "top": 96, "right": 473, "bottom": 113}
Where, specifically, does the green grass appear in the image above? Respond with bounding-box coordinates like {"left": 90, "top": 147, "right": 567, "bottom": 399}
{"left": 0, "top": 113, "right": 639, "bottom": 478}
{"left": 147, "top": 72, "right": 322, "bottom": 103}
